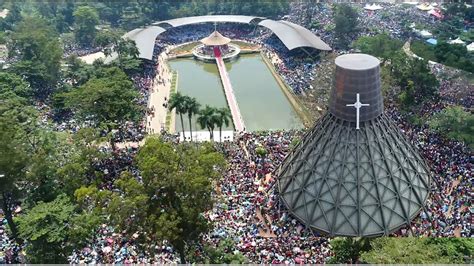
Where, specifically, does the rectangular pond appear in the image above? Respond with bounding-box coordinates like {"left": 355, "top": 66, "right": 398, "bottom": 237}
{"left": 170, "top": 53, "right": 303, "bottom": 132}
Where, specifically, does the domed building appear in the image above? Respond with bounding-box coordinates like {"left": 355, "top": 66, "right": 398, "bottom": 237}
{"left": 276, "top": 54, "right": 431, "bottom": 237}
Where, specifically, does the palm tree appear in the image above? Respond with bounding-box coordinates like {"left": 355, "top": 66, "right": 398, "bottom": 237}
{"left": 168, "top": 91, "right": 187, "bottom": 140}
{"left": 197, "top": 105, "right": 217, "bottom": 140}
{"left": 183, "top": 96, "right": 200, "bottom": 142}
{"left": 215, "top": 107, "right": 232, "bottom": 142}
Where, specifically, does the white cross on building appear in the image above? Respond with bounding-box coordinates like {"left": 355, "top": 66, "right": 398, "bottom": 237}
{"left": 346, "top": 93, "right": 370, "bottom": 130}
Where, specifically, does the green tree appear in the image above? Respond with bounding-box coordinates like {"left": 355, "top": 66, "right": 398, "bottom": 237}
{"left": 214, "top": 107, "right": 231, "bottom": 143}
{"left": 111, "top": 38, "right": 142, "bottom": 74}
{"left": 199, "top": 238, "right": 247, "bottom": 264}
{"left": 0, "top": 72, "right": 32, "bottom": 99}
{"left": 17, "top": 194, "right": 75, "bottom": 263}
{"left": 76, "top": 138, "right": 226, "bottom": 263}
{"left": 197, "top": 105, "right": 218, "bottom": 140}
{"left": 73, "top": 6, "right": 99, "bottom": 46}
{"left": 63, "top": 55, "right": 95, "bottom": 87}
{"left": 328, "top": 237, "right": 371, "bottom": 263}
{"left": 94, "top": 29, "right": 121, "bottom": 48}
{"left": 353, "top": 34, "right": 403, "bottom": 62}
{"left": 389, "top": 52, "right": 439, "bottom": 107}
{"left": 428, "top": 106, "right": 474, "bottom": 149}
{"left": 0, "top": 2, "right": 21, "bottom": 31}
{"left": 183, "top": 96, "right": 201, "bottom": 142}
{"left": 63, "top": 67, "right": 142, "bottom": 149}
{"left": 333, "top": 4, "right": 358, "bottom": 48}
{"left": 10, "top": 16, "right": 63, "bottom": 95}
{"left": 0, "top": 92, "right": 36, "bottom": 242}
{"left": 360, "top": 238, "right": 473, "bottom": 264}
{"left": 169, "top": 91, "right": 188, "bottom": 140}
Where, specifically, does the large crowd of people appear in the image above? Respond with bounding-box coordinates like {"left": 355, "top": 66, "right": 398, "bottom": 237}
{"left": 2, "top": 2, "right": 472, "bottom": 264}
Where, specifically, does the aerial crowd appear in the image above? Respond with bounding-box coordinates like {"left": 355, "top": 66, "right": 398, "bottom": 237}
{"left": 1, "top": 1, "right": 472, "bottom": 264}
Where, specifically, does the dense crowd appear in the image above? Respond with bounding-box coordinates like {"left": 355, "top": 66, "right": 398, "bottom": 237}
{"left": 430, "top": 62, "right": 474, "bottom": 108}
{"left": 1, "top": 2, "right": 473, "bottom": 264}
{"left": 387, "top": 101, "right": 472, "bottom": 237}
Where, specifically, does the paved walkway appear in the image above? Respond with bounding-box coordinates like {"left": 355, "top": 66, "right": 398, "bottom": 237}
{"left": 146, "top": 49, "right": 173, "bottom": 134}
{"left": 214, "top": 47, "right": 245, "bottom": 132}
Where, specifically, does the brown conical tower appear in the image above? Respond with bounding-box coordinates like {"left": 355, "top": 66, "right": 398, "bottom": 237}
{"left": 276, "top": 54, "right": 431, "bottom": 237}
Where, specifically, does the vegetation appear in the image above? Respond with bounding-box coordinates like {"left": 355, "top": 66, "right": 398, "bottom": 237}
{"left": 361, "top": 238, "right": 473, "bottom": 264}
{"left": 333, "top": 3, "right": 359, "bottom": 48}
{"left": 63, "top": 67, "right": 142, "bottom": 149}
{"left": 197, "top": 105, "right": 218, "bottom": 140}
{"left": 17, "top": 194, "right": 75, "bottom": 263}
{"left": 353, "top": 34, "right": 439, "bottom": 109}
{"left": 215, "top": 107, "right": 232, "bottom": 142}
{"left": 168, "top": 91, "right": 188, "bottom": 139}
{"left": 9, "top": 16, "right": 62, "bottom": 96}
{"left": 389, "top": 52, "right": 439, "bottom": 108}
{"left": 184, "top": 96, "right": 201, "bottom": 142}
{"left": 329, "top": 237, "right": 474, "bottom": 264}
{"left": 428, "top": 106, "right": 474, "bottom": 149}
{"left": 327, "top": 238, "right": 371, "bottom": 264}
{"left": 0, "top": 1, "right": 471, "bottom": 264}
{"left": 411, "top": 40, "right": 474, "bottom": 73}
{"left": 73, "top": 6, "right": 99, "bottom": 46}
{"left": 353, "top": 33, "right": 403, "bottom": 62}
{"left": 75, "top": 138, "right": 226, "bottom": 263}
{"left": 198, "top": 238, "right": 247, "bottom": 264}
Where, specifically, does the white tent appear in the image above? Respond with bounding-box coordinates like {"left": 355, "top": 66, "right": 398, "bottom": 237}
{"left": 403, "top": 1, "right": 419, "bottom": 5}
{"left": 417, "top": 3, "right": 434, "bottom": 11}
{"left": 418, "top": 30, "right": 433, "bottom": 38}
{"left": 467, "top": 42, "right": 474, "bottom": 52}
{"left": 364, "top": 4, "right": 383, "bottom": 11}
{"left": 448, "top": 38, "right": 466, "bottom": 45}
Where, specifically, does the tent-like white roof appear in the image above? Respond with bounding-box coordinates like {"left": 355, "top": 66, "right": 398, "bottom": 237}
{"left": 364, "top": 4, "right": 383, "bottom": 11}
{"left": 418, "top": 30, "right": 433, "bottom": 38}
{"left": 448, "top": 38, "right": 466, "bottom": 45}
{"left": 259, "top": 19, "right": 331, "bottom": 51}
{"left": 200, "top": 31, "right": 231, "bottom": 46}
{"left": 123, "top": 26, "right": 167, "bottom": 60}
{"left": 467, "top": 42, "right": 474, "bottom": 52}
{"left": 417, "top": 3, "right": 434, "bottom": 11}
{"left": 124, "top": 15, "right": 332, "bottom": 60}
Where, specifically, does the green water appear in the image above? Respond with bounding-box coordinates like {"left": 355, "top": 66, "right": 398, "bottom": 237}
{"left": 170, "top": 54, "right": 302, "bottom": 132}
{"left": 169, "top": 59, "right": 233, "bottom": 132}
{"left": 226, "top": 54, "right": 302, "bottom": 131}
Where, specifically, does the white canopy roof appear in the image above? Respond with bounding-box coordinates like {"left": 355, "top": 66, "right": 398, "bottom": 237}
{"left": 418, "top": 30, "right": 433, "bottom": 38}
{"left": 200, "top": 31, "right": 231, "bottom": 46}
{"left": 448, "top": 38, "right": 466, "bottom": 45}
{"left": 124, "top": 15, "right": 332, "bottom": 60}
{"left": 364, "top": 4, "right": 383, "bottom": 11}
{"left": 467, "top": 42, "right": 474, "bottom": 52}
{"left": 417, "top": 3, "right": 434, "bottom": 11}
{"left": 259, "top": 19, "right": 332, "bottom": 51}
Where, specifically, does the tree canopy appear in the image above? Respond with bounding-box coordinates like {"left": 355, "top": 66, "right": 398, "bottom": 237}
{"left": 428, "top": 106, "right": 474, "bottom": 149}
{"left": 353, "top": 34, "right": 403, "bottom": 62}
{"left": 9, "top": 16, "right": 63, "bottom": 95}
{"left": 17, "top": 194, "right": 75, "bottom": 263}
{"left": 75, "top": 138, "right": 226, "bottom": 263}
{"left": 360, "top": 238, "right": 473, "bottom": 264}
{"left": 73, "top": 6, "right": 99, "bottom": 46}
{"left": 333, "top": 4, "right": 359, "bottom": 48}
{"left": 63, "top": 67, "right": 142, "bottom": 146}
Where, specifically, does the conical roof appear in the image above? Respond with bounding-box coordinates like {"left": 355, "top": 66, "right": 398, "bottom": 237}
{"left": 200, "top": 31, "right": 231, "bottom": 46}
{"left": 276, "top": 54, "right": 431, "bottom": 237}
